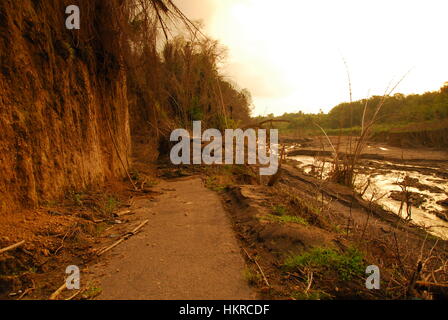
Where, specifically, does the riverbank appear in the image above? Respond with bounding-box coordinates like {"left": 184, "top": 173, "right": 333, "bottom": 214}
{"left": 285, "top": 136, "right": 448, "bottom": 238}
{"left": 1, "top": 137, "right": 447, "bottom": 300}
{"left": 215, "top": 161, "right": 448, "bottom": 299}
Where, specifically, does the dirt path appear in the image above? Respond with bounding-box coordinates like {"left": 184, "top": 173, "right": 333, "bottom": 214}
{"left": 88, "top": 177, "right": 255, "bottom": 300}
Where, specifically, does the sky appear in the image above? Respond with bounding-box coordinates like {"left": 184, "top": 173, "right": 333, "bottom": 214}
{"left": 174, "top": 0, "right": 448, "bottom": 116}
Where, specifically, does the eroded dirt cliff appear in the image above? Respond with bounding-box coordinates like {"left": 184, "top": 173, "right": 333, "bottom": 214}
{"left": 0, "top": 1, "right": 130, "bottom": 213}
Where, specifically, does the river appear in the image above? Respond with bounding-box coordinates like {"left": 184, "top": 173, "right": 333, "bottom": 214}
{"left": 289, "top": 154, "right": 448, "bottom": 240}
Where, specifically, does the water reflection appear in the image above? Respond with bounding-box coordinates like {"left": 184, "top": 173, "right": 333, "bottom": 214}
{"left": 290, "top": 155, "right": 448, "bottom": 239}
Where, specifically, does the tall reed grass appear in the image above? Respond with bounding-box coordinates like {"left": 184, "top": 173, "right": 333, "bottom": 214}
{"left": 320, "top": 72, "right": 409, "bottom": 187}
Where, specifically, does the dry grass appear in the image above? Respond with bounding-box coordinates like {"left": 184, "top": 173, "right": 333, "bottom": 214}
{"left": 319, "top": 71, "right": 410, "bottom": 187}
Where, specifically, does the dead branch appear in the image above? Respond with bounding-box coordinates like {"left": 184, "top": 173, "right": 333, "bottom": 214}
{"left": 49, "top": 283, "right": 67, "bottom": 300}
{"left": 17, "top": 280, "right": 35, "bottom": 300}
{"left": 65, "top": 289, "right": 85, "bottom": 301}
{"left": 114, "top": 209, "right": 135, "bottom": 217}
{"left": 0, "top": 240, "right": 25, "bottom": 254}
{"left": 97, "top": 219, "right": 149, "bottom": 256}
{"left": 416, "top": 281, "right": 448, "bottom": 288}
{"left": 242, "top": 248, "right": 270, "bottom": 288}
{"left": 305, "top": 271, "right": 314, "bottom": 293}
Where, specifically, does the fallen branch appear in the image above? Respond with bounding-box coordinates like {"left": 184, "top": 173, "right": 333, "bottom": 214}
{"left": 305, "top": 271, "right": 314, "bottom": 294}
{"left": 18, "top": 280, "right": 35, "bottom": 300}
{"left": 114, "top": 210, "right": 135, "bottom": 218}
{"left": 65, "top": 289, "right": 85, "bottom": 301}
{"left": 416, "top": 281, "right": 448, "bottom": 288}
{"left": 97, "top": 238, "right": 126, "bottom": 256}
{"left": 0, "top": 240, "right": 25, "bottom": 254}
{"left": 49, "top": 283, "right": 67, "bottom": 300}
{"left": 242, "top": 248, "right": 270, "bottom": 288}
{"left": 97, "top": 220, "right": 149, "bottom": 256}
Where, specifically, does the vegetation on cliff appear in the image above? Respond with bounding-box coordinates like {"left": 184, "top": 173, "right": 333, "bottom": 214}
{"left": 0, "top": 0, "right": 252, "bottom": 212}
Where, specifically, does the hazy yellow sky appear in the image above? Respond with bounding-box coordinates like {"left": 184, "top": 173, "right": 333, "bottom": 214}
{"left": 175, "top": 0, "right": 448, "bottom": 116}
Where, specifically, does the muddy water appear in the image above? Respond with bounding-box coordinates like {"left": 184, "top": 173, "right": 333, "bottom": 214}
{"left": 290, "top": 155, "right": 448, "bottom": 240}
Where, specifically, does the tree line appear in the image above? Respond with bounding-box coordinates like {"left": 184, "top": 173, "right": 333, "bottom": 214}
{"left": 255, "top": 83, "right": 448, "bottom": 134}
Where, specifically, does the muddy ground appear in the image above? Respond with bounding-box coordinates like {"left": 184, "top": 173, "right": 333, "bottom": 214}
{"left": 286, "top": 136, "right": 448, "bottom": 236}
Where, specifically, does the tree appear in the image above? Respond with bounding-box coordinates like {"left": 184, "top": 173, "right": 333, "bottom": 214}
{"left": 441, "top": 82, "right": 448, "bottom": 94}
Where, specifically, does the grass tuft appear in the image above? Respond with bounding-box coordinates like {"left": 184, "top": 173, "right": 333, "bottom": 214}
{"left": 243, "top": 267, "right": 261, "bottom": 286}
{"left": 266, "top": 214, "right": 308, "bottom": 226}
{"left": 284, "top": 247, "right": 364, "bottom": 281}
{"left": 291, "top": 290, "right": 333, "bottom": 300}
{"left": 272, "top": 205, "right": 288, "bottom": 216}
